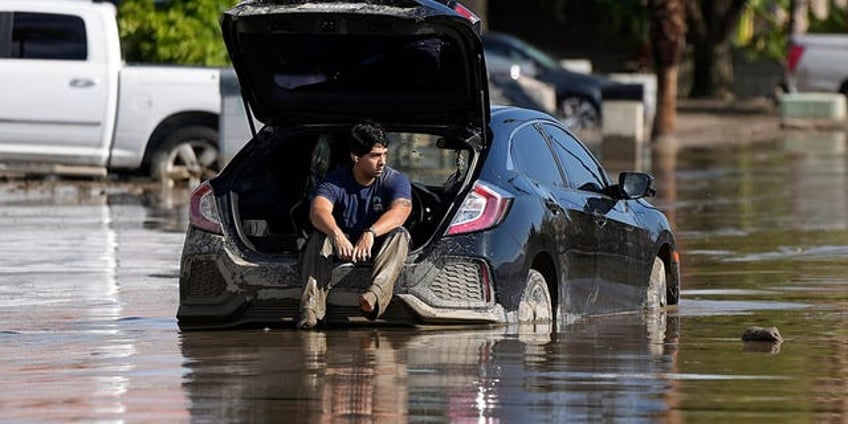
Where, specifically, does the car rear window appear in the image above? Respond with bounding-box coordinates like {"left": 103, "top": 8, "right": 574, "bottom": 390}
{"left": 241, "top": 33, "right": 462, "bottom": 92}
{"left": 233, "top": 31, "right": 472, "bottom": 120}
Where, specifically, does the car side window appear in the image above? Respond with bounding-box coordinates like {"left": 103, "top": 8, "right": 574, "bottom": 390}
{"left": 542, "top": 124, "right": 607, "bottom": 192}
{"left": 7, "top": 12, "right": 87, "bottom": 60}
{"left": 510, "top": 125, "right": 564, "bottom": 188}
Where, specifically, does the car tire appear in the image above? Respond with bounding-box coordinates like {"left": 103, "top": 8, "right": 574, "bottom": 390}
{"left": 517, "top": 269, "right": 553, "bottom": 323}
{"left": 150, "top": 126, "right": 219, "bottom": 187}
{"left": 558, "top": 96, "right": 600, "bottom": 130}
{"left": 645, "top": 257, "right": 668, "bottom": 309}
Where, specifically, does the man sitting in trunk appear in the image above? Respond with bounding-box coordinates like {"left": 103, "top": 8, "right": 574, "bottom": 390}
{"left": 298, "top": 120, "right": 413, "bottom": 330}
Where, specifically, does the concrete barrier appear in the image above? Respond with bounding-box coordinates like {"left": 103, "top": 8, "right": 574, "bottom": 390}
{"left": 780, "top": 92, "right": 846, "bottom": 121}
{"left": 560, "top": 59, "right": 592, "bottom": 74}
{"left": 601, "top": 101, "right": 646, "bottom": 173}
{"left": 609, "top": 73, "right": 657, "bottom": 129}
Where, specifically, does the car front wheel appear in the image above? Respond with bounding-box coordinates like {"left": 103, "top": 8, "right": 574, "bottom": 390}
{"left": 517, "top": 269, "right": 553, "bottom": 323}
{"left": 558, "top": 96, "right": 600, "bottom": 130}
{"left": 645, "top": 257, "right": 668, "bottom": 309}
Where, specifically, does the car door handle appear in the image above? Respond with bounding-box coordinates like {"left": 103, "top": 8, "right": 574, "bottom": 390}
{"left": 69, "top": 78, "right": 96, "bottom": 88}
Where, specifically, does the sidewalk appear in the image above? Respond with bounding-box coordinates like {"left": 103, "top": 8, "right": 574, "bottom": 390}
{"left": 673, "top": 98, "right": 782, "bottom": 147}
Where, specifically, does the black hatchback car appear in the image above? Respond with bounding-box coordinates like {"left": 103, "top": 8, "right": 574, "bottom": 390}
{"left": 176, "top": 0, "right": 679, "bottom": 330}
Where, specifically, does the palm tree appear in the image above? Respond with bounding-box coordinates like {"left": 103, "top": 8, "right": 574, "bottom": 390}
{"left": 648, "top": 0, "right": 686, "bottom": 139}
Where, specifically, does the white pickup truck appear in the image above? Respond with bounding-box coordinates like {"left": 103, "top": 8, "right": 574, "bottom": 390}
{"left": 786, "top": 34, "right": 848, "bottom": 95}
{"left": 0, "top": 0, "right": 221, "bottom": 183}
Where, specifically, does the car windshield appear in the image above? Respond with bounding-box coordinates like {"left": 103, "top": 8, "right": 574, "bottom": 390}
{"left": 386, "top": 132, "right": 470, "bottom": 188}
{"left": 503, "top": 36, "right": 561, "bottom": 71}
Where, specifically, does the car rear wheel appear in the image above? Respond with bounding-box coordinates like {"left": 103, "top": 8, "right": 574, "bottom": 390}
{"left": 645, "top": 257, "right": 668, "bottom": 309}
{"left": 517, "top": 269, "right": 553, "bottom": 323}
{"left": 558, "top": 96, "right": 600, "bottom": 130}
{"left": 150, "top": 126, "right": 219, "bottom": 187}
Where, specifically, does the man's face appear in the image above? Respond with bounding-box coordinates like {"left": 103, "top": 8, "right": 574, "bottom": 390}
{"left": 356, "top": 144, "right": 387, "bottom": 178}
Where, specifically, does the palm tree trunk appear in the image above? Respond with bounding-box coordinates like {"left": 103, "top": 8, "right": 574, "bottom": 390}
{"left": 648, "top": 0, "right": 686, "bottom": 139}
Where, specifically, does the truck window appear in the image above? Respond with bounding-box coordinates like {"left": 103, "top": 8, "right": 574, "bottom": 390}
{"left": 8, "top": 12, "right": 86, "bottom": 60}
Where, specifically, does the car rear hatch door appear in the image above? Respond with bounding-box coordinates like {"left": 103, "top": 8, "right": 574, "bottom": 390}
{"left": 220, "top": 0, "right": 489, "bottom": 133}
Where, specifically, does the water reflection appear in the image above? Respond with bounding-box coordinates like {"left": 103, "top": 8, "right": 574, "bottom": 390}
{"left": 0, "top": 181, "right": 189, "bottom": 421}
{"left": 782, "top": 131, "right": 848, "bottom": 230}
{"left": 1, "top": 127, "right": 848, "bottom": 422}
{"left": 179, "top": 312, "right": 678, "bottom": 422}
{"left": 660, "top": 131, "right": 848, "bottom": 422}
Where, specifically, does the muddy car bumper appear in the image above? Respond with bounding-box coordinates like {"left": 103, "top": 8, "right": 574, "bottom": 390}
{"left": 177, "top": 227, "right": 510, "bottom": 330}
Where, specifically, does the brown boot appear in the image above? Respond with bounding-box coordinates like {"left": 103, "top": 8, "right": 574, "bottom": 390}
{"left": 297, "top": 309, "right": 318, "bottom": 330}
{"left": 358, "top": 291, "right": 378, "bottom": 320}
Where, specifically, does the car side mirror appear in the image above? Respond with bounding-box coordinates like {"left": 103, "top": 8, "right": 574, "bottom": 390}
{"left": 617, "top": 172, "right": 655, "bottom": 199}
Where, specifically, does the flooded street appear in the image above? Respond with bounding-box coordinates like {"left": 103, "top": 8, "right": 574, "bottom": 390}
{"left": 1, "top": 131, "right": 848, "bottom": 422}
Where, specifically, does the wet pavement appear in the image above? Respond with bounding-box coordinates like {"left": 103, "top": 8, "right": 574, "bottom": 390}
{"left": 1, "top": 129, "right": 848, "bottom": 422}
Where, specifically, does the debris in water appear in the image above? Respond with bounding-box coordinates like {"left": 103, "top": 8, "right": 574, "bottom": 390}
{"left": 741, "top": 326, "right": 783, "bottom": 342}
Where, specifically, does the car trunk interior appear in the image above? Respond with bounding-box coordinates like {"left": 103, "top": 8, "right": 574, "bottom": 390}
{"left": 222, "top": 125, "right": 474, "bottom": 254}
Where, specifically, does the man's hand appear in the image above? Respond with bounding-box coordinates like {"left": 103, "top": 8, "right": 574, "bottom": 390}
{"left": 332, "top": 233, "right": 355, "bottom": 261}
{"left": 352, "top": 232, "right": 374, "bottom": 262}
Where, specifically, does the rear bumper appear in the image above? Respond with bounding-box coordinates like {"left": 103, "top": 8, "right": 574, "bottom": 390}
{"left": 177, "top": 227, "right": 509, "bottom": 330}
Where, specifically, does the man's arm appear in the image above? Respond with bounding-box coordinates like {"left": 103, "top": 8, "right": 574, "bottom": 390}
{"left": 310, "top": 195, "right": 354, "bottom": 260}
{"left": 351, "top": 198, "right": 412, "bottom": 262}
{"left": 310, "top": 195, "right": 343, "bottom": 239}
{"left": 368, "top": 198, "right": 412, "bottom": 237}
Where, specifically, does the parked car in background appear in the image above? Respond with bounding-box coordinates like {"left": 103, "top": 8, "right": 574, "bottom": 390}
{"left": 0, "top": 0, "right": 221, "bottom": 184}
{"left": 481, "top": 31, "right": 611, "bottom": 131}
{"left": 177, "top": 0, "right": 680, "bottom": 330}
{"left": 785, "top": 34, "right": 848, "bottom": 95}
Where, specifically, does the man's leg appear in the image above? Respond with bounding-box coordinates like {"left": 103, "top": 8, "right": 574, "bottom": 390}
{"left": 359, "top": 228, "right": 410, "bottom": 319}
{"left": 299, "top": 232, "right": 334, "bottom": 329}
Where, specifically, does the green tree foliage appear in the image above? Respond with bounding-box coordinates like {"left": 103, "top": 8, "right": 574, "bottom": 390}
{"left": 737, "top": 0, "right": 788, "bottom": 61}
{"left": 741, "top": 0, "right": 848, "bottom": 62}
{"left": 118, "top": 0, "right": 238, "bottom": 66}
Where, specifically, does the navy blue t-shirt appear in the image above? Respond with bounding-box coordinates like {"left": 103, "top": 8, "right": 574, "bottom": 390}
{"left": 314, "top": 166, "right": 411, "bottom": 239}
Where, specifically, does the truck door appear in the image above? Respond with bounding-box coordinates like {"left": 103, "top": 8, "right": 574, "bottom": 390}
{"left": 0, "top": 10, "right": 113, "bottom": 166}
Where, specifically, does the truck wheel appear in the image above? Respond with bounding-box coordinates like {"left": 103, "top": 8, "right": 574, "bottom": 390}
{"left": 517, "top": 269, "right": 553, "bottom": 323}
{"left": 151, "top": 126, "right": 218, "bottom": 187}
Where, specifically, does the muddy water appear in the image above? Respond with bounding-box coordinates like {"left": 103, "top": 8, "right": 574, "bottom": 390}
{"left": 1, "top": 131, "right": 847, "bottom": 422}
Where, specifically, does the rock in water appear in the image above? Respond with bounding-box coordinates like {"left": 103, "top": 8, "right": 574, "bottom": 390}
{"left": 741, "top": 326, "right": 783, "bottom": 342}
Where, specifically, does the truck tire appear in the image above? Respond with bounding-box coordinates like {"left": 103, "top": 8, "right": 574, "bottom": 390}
{"left": 150, "top": 126, "right": 219, "bottom": 187}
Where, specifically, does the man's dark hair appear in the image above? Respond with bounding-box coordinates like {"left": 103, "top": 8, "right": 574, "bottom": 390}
{"left": 350, "top": 119, "right": 388, "bottom": 156}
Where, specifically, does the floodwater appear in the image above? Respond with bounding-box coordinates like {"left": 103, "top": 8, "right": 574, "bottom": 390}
{"left": 1, "top": 130, "right": 848, "bottom": 423}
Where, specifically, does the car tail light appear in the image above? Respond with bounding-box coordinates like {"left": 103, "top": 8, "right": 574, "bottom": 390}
{"left": 439, "top": 0, "right": 482, "bottom": 33}
{"left": 446, "top": 181, "right": 512, "bottom": 236}
{"left": 787, "top": 44, "right": 804, "bottom": 73}
{"left": 189, "top": 181, "right": 222, "bottom": 234}
{"left": 451, "top": 2, "right": 480, "bottom": 24}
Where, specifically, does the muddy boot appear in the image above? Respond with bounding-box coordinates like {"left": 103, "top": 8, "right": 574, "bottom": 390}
{"left": 362, "top": 228, "right": 409, "bottom": 319}
{"left": 297, "top": 309, "right": 318, "bottom": 330}
{"left": 358, "top": 291, "right": 378, "bottom": 319}
{"left": 299, "top": 232, "right": 334, "bottom": 326}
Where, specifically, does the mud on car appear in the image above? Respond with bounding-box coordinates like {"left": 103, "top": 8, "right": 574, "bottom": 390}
{"left": 177, "top": 0, "right": 680, "bottom": 330}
